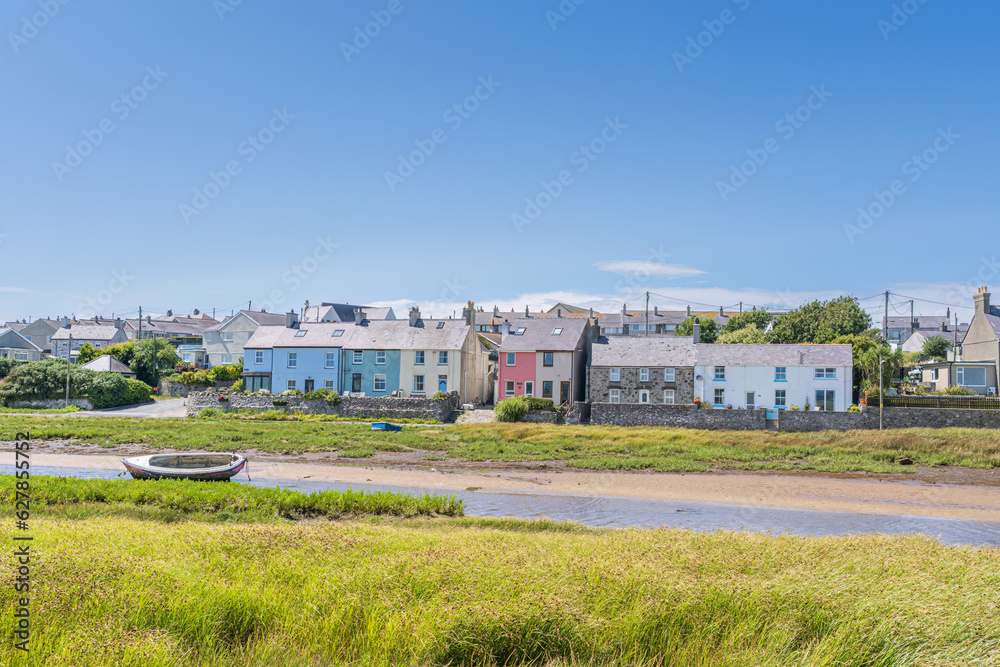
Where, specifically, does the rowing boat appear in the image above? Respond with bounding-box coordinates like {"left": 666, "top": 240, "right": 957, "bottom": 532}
{"left": 121, "top": 453, "right": 248, "bottom": 481}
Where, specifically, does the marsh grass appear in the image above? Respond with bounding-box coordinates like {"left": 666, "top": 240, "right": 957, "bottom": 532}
{"left": 2, "top": 515, "right": 998, "bottom": 666}
{"left": 0, "top": 475, "right": 463, "bottom": 522}
{"left": 2, "top": 415, "right": 1000, "bottom": 473}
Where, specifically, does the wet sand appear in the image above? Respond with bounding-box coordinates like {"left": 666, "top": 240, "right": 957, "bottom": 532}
{"left": 4, "top": 445, "right": 1000, "bottom": 522}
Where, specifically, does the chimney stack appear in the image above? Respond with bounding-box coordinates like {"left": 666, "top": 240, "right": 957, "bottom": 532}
{"left": 557, "top": 308, "right": 562, "bottom": 318}
{"left": 286, "top": 311, "right": 299, "bottom": 329}
{"left": 465, "top": 301, "right": 475, "bottom": 326}
{"left": 525, "top": 305, "right": 530, "bottom": 317}
{"left": 166, "top": 310, "right": 172, "bottom": 317}
{"left": 693, "top": 319, "right": 701, "bottom": 344}
{"left": 589, "top": 308, "right": 593, "bottom": 318}
{"left": 686, "top": 305, "right": 691, "bottom": 317}
{"left": 719, "top": 306, "right": 724, "bottom": 316}
{"left": 493, "top": 305, "right": 500, "bottom": 317}
{"left": 973, "top": 287, "right": 991, "bottom": 315}
{"left": 621, "top": 303, "right": 627, "bottom": 317}
{"left": 947, "top": 307, "right": 951, "bottom": 320}
{"left": 114, "top": 318, "right": 123, "bottom": 330}
{"left": 501, "top": 320, "right": 511, "bottom": 337}
{"left": 409, "top": 307, "right": 420, "bottom": 327}
{"left": 194, "top": 309, "right": 200, "bottom": 316}
{"left": 354, "top": 308, "right": 365, "bottom": 325}
{"left": 654, "top": 306, "right": 658, "bottom": 316}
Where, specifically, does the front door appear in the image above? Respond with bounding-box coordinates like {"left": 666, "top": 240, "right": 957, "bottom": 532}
{"left": 304, "top": 379, "right": 315, "bottom": 392}
{"left": 560, "top": 381, "right": 570, "bottom": 404}
{"left": 438, "top": 375, "right": 448, "bottom": 392}
{"left": 524, "top": 381, "right": 534, "bottom": 397}
{"left": 352, "top": 373, "right": 362, "bottom": 392}
{"left": 746, "top": 391, "right": 755, "bottom": 409}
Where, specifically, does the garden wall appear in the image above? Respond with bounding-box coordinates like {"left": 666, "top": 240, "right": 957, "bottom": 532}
{"left": 8, "top": 399, "right": 95, "bottom": 411}
{"left": 161, "top": 380, "right": 236, "bottom": 397}
{"left": 186, "top": 391, "right": 458, "bottom": 422}
{"left": 590, "top": 404, "right": 766, "bottom": 430}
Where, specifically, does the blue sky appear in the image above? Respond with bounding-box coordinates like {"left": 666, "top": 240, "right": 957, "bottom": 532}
{"left": 2, "top": 0, "right": 998, "bottom": 324}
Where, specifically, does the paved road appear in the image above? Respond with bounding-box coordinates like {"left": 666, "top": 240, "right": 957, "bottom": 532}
{"left": 80, "top": 398, "right": 188, "bottom": 419}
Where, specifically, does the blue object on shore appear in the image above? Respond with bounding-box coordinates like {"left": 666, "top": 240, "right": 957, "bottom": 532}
{"left": 371, "top": 422, "right": 401, "bottom": 432}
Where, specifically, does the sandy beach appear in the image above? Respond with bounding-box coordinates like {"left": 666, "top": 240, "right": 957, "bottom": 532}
{"left": 6, "top": 446, "right": 1000, "bottom": 522}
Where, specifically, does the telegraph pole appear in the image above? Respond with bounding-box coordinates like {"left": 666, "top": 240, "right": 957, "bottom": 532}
{"left": 644, "top": 291, "right": 649, "bottom": 336}
{"left": 65, "top": 334, "right": 72, "bottom": 408}
{"left": 138, "top": 306, "right": 142, "bottom": 341}
{"left": 883, "top": 291, "right": 889, "bottom": 341}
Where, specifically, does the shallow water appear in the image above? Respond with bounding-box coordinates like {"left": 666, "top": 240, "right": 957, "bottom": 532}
{"left": 20, "top": 465, "right": 1000, "bottom": 547}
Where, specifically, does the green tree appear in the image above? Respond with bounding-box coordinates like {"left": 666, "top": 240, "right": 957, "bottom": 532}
{"left": 922, "top": 336, "right": 950, "bottom": 359}
{"left": 675, "top": 315, "right": 719, "bottom": 343}
{"left": 716, "top": 326, "right": 768, "bottom": 344}
{"left": 76, "top": 342, "right": 99, "bottom": 364}
{"left": 769, "top": 297, "right": 872, "bottom": 344}
{"left": 721, "top": 309, "right": 773, "bottom": 335}
{"left": 831, "top": 329, "right": 902, "bottom": 400}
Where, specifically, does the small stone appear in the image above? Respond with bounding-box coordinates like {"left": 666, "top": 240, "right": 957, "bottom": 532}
{"left": 897, "top": 458, "right": 914, "bottom": 466}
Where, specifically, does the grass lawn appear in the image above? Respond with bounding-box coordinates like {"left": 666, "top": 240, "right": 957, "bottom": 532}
{"left": 0, "top": 406, "right": 81, "bottom": 414}
{"left": 2, "top": 415, "right": 1000, "bottom": 473}
{"left": 0, "top": 477, "right": 997, "bottom": 666}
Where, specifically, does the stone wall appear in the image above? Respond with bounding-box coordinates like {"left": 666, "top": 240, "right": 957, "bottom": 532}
{"left": 521, "top": 410, "right": 561, "bottom": 424}
{"left": 590, "top": 366, "right": 694, "bottom": 405}
{"left": 8, "top": 398, "right": 94, "bottom": 411}
{"left": 186, "top": 391, "right": 458, "bottom": 422}
{"left": 590, "top": 403, "right": 766, "bottom": 429}
{"left": 161, "top": 379, "right": 236, "bottom": 398}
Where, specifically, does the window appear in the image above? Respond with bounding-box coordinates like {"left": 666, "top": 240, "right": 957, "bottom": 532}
{"left": 506, "top": 352, "right": 516, "bottom": 366}
{"left": 287, "top": 352, "right": 297, "bottom": 368}
{"left": 287, "top": 379, "right": 296, "bottom": 391}
{"left": 13, "top": 351, "right": 29, "bottom": 361}
{"left": 332, "top": 329, "right": 344, "bottom": 337}
{"left": 663, "top": 389, "right": 675, "bottom": 404}
{"left": 609, "top": 389, "right": 620, "bottom": 403}
{"left": 222, "top": 332, "right": 234, "bottom": 341}
{"left": 775, "top": 367, "right": 786, "bottom": 382}
{"left": 714, "top": 388, "right": 725, "bottom": 405}
{"left": 376, "top": 351, "right": 386, "bottom": 365}
{"left": 374, "top": 374, "right": 386, "bottom": 392}
{"left": 436, "top": 322, "right": 445, "bottom": 329}
{"left": 46, "top": 336, "right": 52, "bottom": 344}
{"left": 746, "top": 392, "right": 755, "bottom": 408}
{"left": 664, "top": 368, "right": 675, "bottom": 383}
{"left": 815, "top": 389, "right": 836, "bottom": 412}
{"left": 514, "top": 327, "right": 526, "bottom": 335}
{"left": 255, "top": 351, "right": 264, "bottom": 365}
{"left": 222, "top": 354, "right": 233, "bottom": 364}
{"left": 183, "top": 353, "right": 191, "bottom": 362}
{"left": 353, "top": 351, "right": 363, "bottom": 364}
{"left": 551, "top": 327, "right": 563, "bottom": 335}
{"left": 325, "top": 380, "right": 335, "bottom": 389}
{"left": 931, "top": 369, "right": 939, "bottom": 381}
{"left": 325, "top": 352, "right": 336, "bottom": 368}
{"left": 524, "top": 381, "right": 534, "bottom": 397}
{"left": 714, "top": 366, "right": 725, "bottom": 381}
{"left": 814, "top": 368, "right": 837, "bottom": 380}
{"left": 413, "top": 375, "right": 425, "bottom": 392}
{"left": 639, "top": 368, "right": 649, "bottom": 382}
{"left": 438, "top": 351, "right": 448, "bottom": 365}
{"left": 415, "top": 351, "right": 425, "bottom": 365}
{"left": 629, "top": 324, "right": 642, "bottom": 331}
{"left": 295, "top": 330, "right": 307, "bottom": 337}
{"left": 542, "top": 381, "right": 553, "bottom": 398}
{"left": 603, "top": 327, "right": 623, "bottom": 335}
{"left": 775, "top": 390, "right": 786, "bottom": 407}
{"left": 639, "top": 390, "right": 650, "bottom": 404}
{"left": 505, "top": 380, "right": 515, "bottom": 397}
{"left": 957, "top": 367, "right": 987, "bottom": 386}
{"left": 543, "top": 352, "right": 553, "bottom": 367}
{"left": 610, "top": 367, "right": 620, "bottom": 382}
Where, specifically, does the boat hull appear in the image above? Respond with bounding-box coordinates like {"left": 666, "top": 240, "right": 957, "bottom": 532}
{"left": 121, "top": 454, "right": 247, "bottom": 481}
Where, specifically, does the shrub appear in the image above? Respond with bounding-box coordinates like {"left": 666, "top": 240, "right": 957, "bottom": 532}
{"left": 229, "top": 379, "right": 243, "bottom": 393}
{"left": 494, "top": 397, "right": 555, "bottom": 422}
{"left": 848, "top": 404, "right": 861, "bottom": 412}
{"left": 209, "top": 363, "right": 243, "bottom": 382}
{"left": 431, "top": 391, "right": 449, "bottom": 402}
{"left": 198, "top": 407, "right": 223, "bottom": 418}
{"left": 0, "top": 358, "right": 25, "bottom": 380}
{"left": 303, "top": 388, "right": 340, "bottom": 405}
{"left": 88, "top": 373, "right": 132, "bottom": 409}
{"left": 125, "top": 379, "right": 154, "bottom": 405}
{"left": 175, "top": 363, "right": 198, "bottom": 373}
{"left": 280, "top": 389, "right": 303, "bottom": 396}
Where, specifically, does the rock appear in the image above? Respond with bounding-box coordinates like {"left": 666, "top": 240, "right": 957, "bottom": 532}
{"left": 897, "top": 458, "right": 914, "bottom": 466}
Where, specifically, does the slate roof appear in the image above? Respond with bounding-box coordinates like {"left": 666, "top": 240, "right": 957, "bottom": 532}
{"left": 348, "top": 319, "right": 471, "bottom": 351}
{"left": 81, "top": 355, "right": 135, "bottom": 375}
{"left": 52, "top": 325, "right": 122, "bottom": 341}
{"left": 0, "top": 328, "right": 42, "bottom": 351}
{"left": 694, "top": 344, "right": 853, "bottom": 367}
{"left": 303, "top": 303, "right": 395, "bottom": 323}
{"left": 590, "top": 336, "right": 697, "bottom": 367}
{"left": 3, "top": 322, "right": 28, "bottom": 332}
{"left": 498, "top": 318, "right": 589, "bottom": 353}
{"left": 985, "top": 307, "right": 1000, "bottom": 338}
{"left": 245, "top": 323, "right": 358, "bottom": 349}
{"left": 206, "top": 310, "right": 288, "bottom": 333}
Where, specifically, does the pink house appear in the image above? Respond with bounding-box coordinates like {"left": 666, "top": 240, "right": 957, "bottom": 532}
{"left": 496, "top": 317, "right": 592, "bottom": 405}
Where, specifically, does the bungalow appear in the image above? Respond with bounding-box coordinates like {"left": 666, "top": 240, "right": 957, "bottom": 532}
{"left": 497, "top": 316, "right": 592, "bottom": 405}
{"left": 951, "top": 287, "right": 1000, "bottom": 396}
{"left": 0, "top": 328, "right": 44, "bottom": 362}
{"left": 242, "top": 316, "right": 357, "bottom": 394}
{"left": 51, "top": 322, "right": 129, "bottom": 360}
{"left": 80, "top": 354, "right": 136, "bottom": 378}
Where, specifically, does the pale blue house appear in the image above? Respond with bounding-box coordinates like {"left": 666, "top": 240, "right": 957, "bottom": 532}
{"left": 243, "top": 320, "right": 357, "bottom": 393}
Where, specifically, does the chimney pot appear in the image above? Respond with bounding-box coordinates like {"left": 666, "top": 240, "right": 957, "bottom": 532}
{"left": 286, "top": 311, "right": 299, "bottom": 329}
{"left": 686, "top": 305, "right": 691, "bottom": 317}
{"left": 693, "top": 319, "right": 701, "bottom": 344}
{"left": 525, "top": 305, "right": 530, "bottom": 317}
{"left": 654, "top": 306, "right": 658, "bottom": 316}
{"left": 193, "top": 309, "right": 200, "bottom": 315}
{"left": 409, "top": 308, "right": 420, "bottom": 327}
{"left": 354, "top": 308, "right": 365, "bottom": 325}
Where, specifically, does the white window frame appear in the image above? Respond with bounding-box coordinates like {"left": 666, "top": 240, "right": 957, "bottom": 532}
{"left": 325, "top": 352, "right": 336, "bottom": 369}
{"left": 373, "top": 374, "right": 386, "bottom": 392}
{"left": 376, "top": 350, "right": 386, "bottom": 365}
{"left": 255, "top": 350, "right": 264, "bottom": 365}
{"left": 221, "top": 353, "right": 233, "bottom": 364}
{"left": 221, "top": 332, "right": 234, "bottom": 342}
{"left": 957, "top": 366, "right": 987, "bottom": 387}
{"left": 714, "top": 388, "right": 725, "bottom": 406}
{"left": 287, "top": 352, "right": 297, "bottom": 368}
{"left": 775, "top": 366, "right": 786, "bottom": 382}
{"left": 415, "top": 351, "right": 425, "bottom": 365}
{"left": 664, "top": 368, "right": 675, "bottom": 383}
{"left": 663, "top": 389, "right": 675, "bottom": 404}
{"left": 639, "top": 368, "right": 649, "bottom": 382}
{"left": 714, "top": 366, "right": 725, "bottom": 381}
{"left": 775, "top": 390, "right": 786, "bottom": 407}
{"left": 506, "top": 352, "right": 515, "bottom": 366}
{"left": 413, "top": 375, "right": 425, "bottom": 392}
{"left": 814, "top": 367, "right": 837, "bottom": 380}
{"left": 13, "top": 351, "right": 29, "bottom": 361}
{"left": 609, "top": 388, "right": 620, "bottom": 404}
{"left": 286, "top": 379, "right": 296, "bottom": 391}
{"left": 505, "top": 380, "right": 515, "bottom": 397}
{"left": 438, "top": 351, "right": 449, "bottom": 365}
{"left": 610, "top": 367, "right": 620, "bottom": 382}
{"left": 639, "top": 390, "right": 650, "bottom": 404}
{"left": 552, "top": 327, "right": 563, "bottom": 335}
{"left": 353, "top": 351, "right": 363, "bottom": 365}
{"left": 525, "top": 381, "right": 534, "bottom": 397}
{"left": 931, "top": 369, "right": 939, "bottom": 381}
{"left": 324, "top": 380, "right": 335, "bottom": 389}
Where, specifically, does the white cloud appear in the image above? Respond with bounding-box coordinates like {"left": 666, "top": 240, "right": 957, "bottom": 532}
{"left": 594, "top": 260, "right": 708, "bottom": 278}
{"left": 0, "top": 287, "right": 29, "bottom": 293}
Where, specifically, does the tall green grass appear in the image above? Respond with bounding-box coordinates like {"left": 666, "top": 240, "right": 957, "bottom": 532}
{"left": 2, "top": 516, "right": 998, "bottom": 666}
{"left": 0, "top": 475, "right": 463, "bottom": 522}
